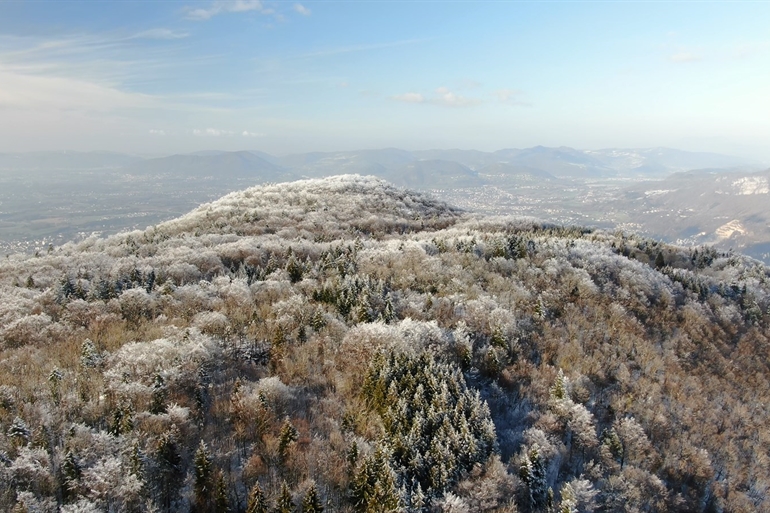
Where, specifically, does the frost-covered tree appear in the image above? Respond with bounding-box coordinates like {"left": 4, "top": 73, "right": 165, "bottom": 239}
{"left": 350, "top": 446, "right": 401, "bottom": 513}
{"left": 362, "top": 350, "right": 496, "bottom": 501}
{"left": 301, "top": 482, "right": 323, "bottom": 513}
{"left": 246, "top": 482, "right": 269, "bottom": 513}
{"left": 275, "top": 481, "right": 294, "bottom": 513}
{"left": 194, "top": 441, "right": 214, "bottom": 512}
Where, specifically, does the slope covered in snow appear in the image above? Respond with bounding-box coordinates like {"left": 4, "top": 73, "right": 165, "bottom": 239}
{"left": 1, "top": 176, "right": 769, "bottom": 512}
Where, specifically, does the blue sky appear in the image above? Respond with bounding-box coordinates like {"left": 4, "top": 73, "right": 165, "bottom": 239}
{"left": 1, "top": 1, "right": 769, "bottom": 160}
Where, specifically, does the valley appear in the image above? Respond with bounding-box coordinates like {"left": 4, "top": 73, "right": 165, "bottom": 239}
{"left": 1, "top": 146, "right": 767, "bottom": 262}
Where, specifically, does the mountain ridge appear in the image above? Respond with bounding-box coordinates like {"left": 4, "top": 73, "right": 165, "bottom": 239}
{"left": 1, "top": 175, "right": 769, "bottom": 511}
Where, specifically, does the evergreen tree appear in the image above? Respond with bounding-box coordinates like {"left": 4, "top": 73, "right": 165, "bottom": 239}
{"left": 550, "top": 369, "right": 567, "bottom": 400}
{"left": 128, "top": 441, "right": 144, "bottom": 478}
{"left": 601, "top": 428, "right": 625, "bottom": 468}
{"left": 655, "top": 251, "right": 666, "bottom": 269}
{"left": 246, "top": 482, "right": 269, "bottom": 513}
{"left": 155, "top": 428, "right": 183, "bottom": 511}
{"left": 350, "top": 447, "right": 401, "bottom": 513}
{"left": 278, "top": 417, "right": 299, "bottom": 463}
{"left": 80, "top": 339, "right": 102, "bottom": 368}
{"left": 301, "top": 483, "right": 323, "bottom": 513}
{"left": 48, "top": 368, "right": 62, "bottom": 405}
{"left": 194, "top": 441, "right": 214, "bottom": 512}
{"left": 214, "top": 471, "right": 229, "bottom": 513}
{"left": 109, "top": 403, "right": 134, "bottom": 436}
{"left": 361, "top": 350, "right": 496, "bottom": 497}
{"left": 380, "top": 296, "right": 396, "bottom": 324}
{"left": 519, "top": 446, "right": 548, "bottom": 511}
{"left": 275, "top": 481, "right": 294, "bottom": 513}
{"left": 7, "top": 417, "right": 30, "bottom": 446}
{"left": 286, "top": 255, "right": 304, "bottom": 283}
{"left": 311, "top": 309, "right": 326, "bottom": 331}
{"left": 146, "top": 269, "right": 156, "bottom": 292}
{"left": 150, "top": 373, "right": 168, "bottom": 414}
{"left": 60, "top": 449, "right": 81, "bottom": 501}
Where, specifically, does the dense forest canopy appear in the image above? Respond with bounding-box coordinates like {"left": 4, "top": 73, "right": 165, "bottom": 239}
{"left": 1, "top": 175, "right": 769, "bottom": 512}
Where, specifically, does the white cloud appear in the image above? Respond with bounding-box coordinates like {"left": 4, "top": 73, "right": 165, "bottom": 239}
{"left": 242, "top": 131, "right": 265, "bottom": 137}
{"left": 458, "top": 78, "right": 482, "bottom": 90}
{"left": 193, "top": 128, "right": 235, "bottom": 136}
{"left": 391, "top": 88, "right": 480, "bottom": 107}
{"left": 186, "top": 0, "right": 270, "bottom": 20}
{"left": 495, "top": 88, "right": 529, "bottom": 106}
{"left": 293, "top": 3, "right": 311, "bottom": 16}
{"left": 0, "top": 65, "right": 156, "bottom": 112}
{"left": 129, "top": 29, "right": 189, "bottom": 40}
{"left": 432, "top": 87, "right": 480, "bottom": 107}
{"left": 392, "top": 92, "right": 425, "bottom": 103}
{"left": 302, "top": 38, "right": 429, "bottom": 58}
{"left": 670, "top": 52, "right": 701, "bottom": 63}
{"left": 149, "top": 129, "right": 166, "bottom": 136}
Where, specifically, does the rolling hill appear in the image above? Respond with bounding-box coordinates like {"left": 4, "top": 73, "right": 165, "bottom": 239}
{"left": 1, "top": 176, "right": 769, "bottom": 512}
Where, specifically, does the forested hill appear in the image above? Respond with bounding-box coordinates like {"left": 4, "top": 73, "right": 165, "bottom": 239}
{"left": 1, "top": 175, "right": 770, "bottom": 512}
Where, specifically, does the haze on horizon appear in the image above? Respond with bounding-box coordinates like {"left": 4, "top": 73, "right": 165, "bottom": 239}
{"left": 1, "top": 1, "right": 769, "bottom": 162}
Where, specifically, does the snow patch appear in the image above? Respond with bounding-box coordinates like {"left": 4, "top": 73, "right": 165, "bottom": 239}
{"left": 644, "top": 189, "right": 675, "bottom": 196}
{"left": 716, "top": 220, "right": 748, "bottom": 240}
{"left": 732, "top": 177, "right": 769, "bottom": 195}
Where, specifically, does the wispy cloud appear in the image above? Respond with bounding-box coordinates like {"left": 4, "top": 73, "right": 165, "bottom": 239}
{"left": 0, "top": 32, "right": 198, "bottom": 87}
{"left": 392, "top": 92, "right": 425, "bottom": 104}
{"left": 670, "top": 52, "right": 701, "bottom": 63}
{"left": 722, "top": 41, "right": 770, "bottom": 61}
{"left": 434, "top": 87, "right": 480, "bottom": 107}
{"left": 193, "top": 128, "right": 236, "bottom": 136}
{"left": 149, "top": 129, "right": 166, "bottom": 136}
{"left": 293, "top": 3, "right": 311, "bottom": 16}
{"left": 0, "top": 65, "right": 157, "bottom": 112}
{"left": 185, "top": 0, "right": 272, "bottom": 21}
{"left": 242, "top": 130, "right": 265, "bottom": 137}
{"left": 495, "top": 88, "right": 530, "bottom": 106}
{"left": 129, "top": 29, "right": 190, "bottom": 41}
{"left": 302, "top": 38, "right": 429, "bottom": 58}
{"left": 392, "top": 87, "right": 480, "bottom": 107}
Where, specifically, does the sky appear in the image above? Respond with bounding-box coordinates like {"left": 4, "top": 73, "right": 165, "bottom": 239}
{"left": 1, "top": 0, "right": 769, "bottom": 160}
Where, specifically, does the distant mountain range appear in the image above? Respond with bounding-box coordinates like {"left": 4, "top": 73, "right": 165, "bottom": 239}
{"left": 1, "top": 146, "right": 761, "bottom": 181}
{"left": 612, "top": 168, "right": 770, "bottom": 259}
{"left": 1, "top": 145, "right": 768, "bottom": 261}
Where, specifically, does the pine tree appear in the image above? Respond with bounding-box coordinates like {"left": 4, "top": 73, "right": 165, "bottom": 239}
{"left": 655, "top": 251, "right": 666, "bottom": 269}
{"left": 351, "top": 447, "right": 400, "bottom": 513}
{"left": 61, "top": 449, "right": 81, "bottom": 501}
{"left": 380, "top": 296, "right": 395, "bottom": 324}
{"left": 150, "top": 373, "right": 168, "bottom": 414}
{"left": 247, "top": 482, "right": 269, "bottom": 513}
{"left": 275, "top": 481, "right": 294, "bottom": 513}
{"left": 194, "top": 441, "right": 214, "bottom": 511}
{"left": 311, "top": 309, "right": 326, "bottom": 331}
{"left": 80, "top": 339, "right": 102, "bottom": 368}
{"left": 128, "top": 441, "right": 144, "bottom": 478}
{"left": 156, "top": 428, "right": 183, "bottom": 511}
{"left": 519, "top": 446, "right": 548, "bottom": 510}
{"left": 601, "top": 428, "right": 624, "bottom": 468}
{"left": 361, "top": 350, "right": 496, "bottom": 497}
{"left": 7, "top": 417, "right": 30, "bottom": 446}
{"left": 286, "top": 255, "right": 304, "bottom": 283}
{"left": 109, "top": 403, "right": 134, "bottom": 436}
{"left": 278, "top": 417, "right": 299, "bottom": 463}
{"left": 301, "top": 483, "right": 323, "bottom": 513}
{"left": 550, "top": 369, "right": 567, "bottom": 400}
{"left": 214, "top": 471, "right": 229, "bottom": 512}
{"left": 48, "top": 368, "right": 62, "bottom": 405}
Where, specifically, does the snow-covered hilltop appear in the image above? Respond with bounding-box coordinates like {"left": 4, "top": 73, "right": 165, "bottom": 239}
{"left": 1, "top": 176, "right": 769, "bottom": 512}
